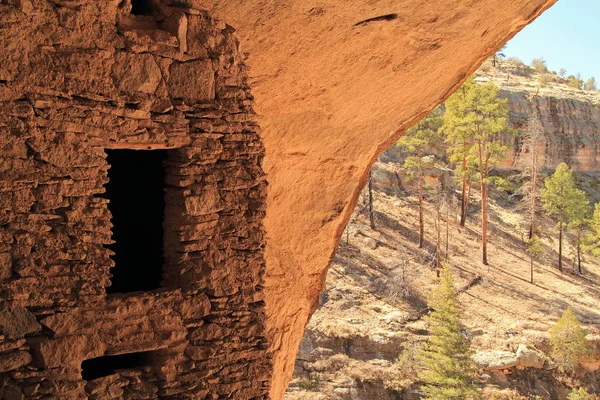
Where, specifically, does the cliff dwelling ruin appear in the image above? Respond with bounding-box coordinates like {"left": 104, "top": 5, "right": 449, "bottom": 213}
{"left": 0, "top": 0, "right": 556, "bottom": 398}
{"left": 0, "top": 0, "right": 269, "bottom": 397}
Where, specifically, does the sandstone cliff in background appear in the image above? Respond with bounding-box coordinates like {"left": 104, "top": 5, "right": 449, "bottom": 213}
{"left": 479, "top": 64, "right": 600, "bottom": 172}
{"left": 499, "top": 89, "right": 600, "bottom": 171}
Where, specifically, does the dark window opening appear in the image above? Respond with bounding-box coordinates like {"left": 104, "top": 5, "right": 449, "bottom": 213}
{"left": 81, "top": 351, "right": 154, "bottom": 381}
{"left": 105, "top": 149, "right": 167, "bottom": 294}
{"left": 131, "top": 0, "right": 153, "bottom": 16}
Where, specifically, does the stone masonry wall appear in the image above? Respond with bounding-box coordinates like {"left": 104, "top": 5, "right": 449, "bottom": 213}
{"left": 0, "top": 0, "right": 270, "bottom": 398}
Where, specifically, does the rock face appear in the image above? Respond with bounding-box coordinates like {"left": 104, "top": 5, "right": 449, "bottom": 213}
{"left": 0, "top": 1, "right": 269, "bottom": 398}
{"left": 199, "top": 1, "right": 556, "bottom": 397}
{"left": 0, "top": 0, "right": 560, "bottom": 398}
{"left": 499, "top": 90, "right": 600, "bottom": 171}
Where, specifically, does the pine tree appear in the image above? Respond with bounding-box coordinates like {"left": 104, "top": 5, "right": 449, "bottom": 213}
{"left": 526, "top": 234, "right": 543, "bottom": 284}
{"left": 492, "top": 45, "right": 506, "bottom": 67}
{"left": 472, "top": 82, "right": 511, "bottom": 265}
{"left": 418, "top": 266, "right": 477, "bottom": 399}
{"left": 541, "top": 163, "right": 588, "bottom": 272}
{"left": 568, "top": 197, "right": 591, "bottom": 274}
{"left": 444, "top": 76, "right": 512, "bottom": 265}
{"left": 549, "top": 309, "right": 591, "bottom": 373}
{"left": 583, "top": 204, "right": 600, "bottom": 257}
{"left": 443, "top": 76, "right": 477, "bottom": 227}
{"left": 584, "top": 77, "right": 597, "bottom": 91}
{"left": 531, "top": 57, "right": 548, "bottom": 74}
{"left": 559, "top": 67, "right": 567, "bottom": 78}
{"left": 397, "top": 108, "right": 443, "bottom": 248}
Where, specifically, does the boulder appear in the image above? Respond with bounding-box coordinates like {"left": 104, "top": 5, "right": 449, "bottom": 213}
{"left": 516, "top": 344, "right": 545, "bottom": 369}
{"left": 473, "top": 350, "right": 519, "bottom": 370}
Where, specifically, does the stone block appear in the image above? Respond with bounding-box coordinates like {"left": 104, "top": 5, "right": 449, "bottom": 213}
{"left": 0, "top": 350, "right": 32, "bottom": 372}
{"left": 31, "top": 335, "right": 105, "bottom": 369}
{"left": 183, "top": 185, "right": 224, "bottom": 216}
{"left": 180, "top": 293, "right": 211, "bottom": 320}
{"left": 168, "top": 60, "right": 215, "bottom": 102}
{"left": 0, "top": 253, "right": 12, "bottom": 280}
{"left": 0, "top": 303, "right": 41, "bottom": 338}
{"left": 111, "top": 53, "right": 162, "bottom": 94}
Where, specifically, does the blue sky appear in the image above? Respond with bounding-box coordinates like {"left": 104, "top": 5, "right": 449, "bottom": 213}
{"left": 504, "top": 0, "right": 600, "bottom": 81}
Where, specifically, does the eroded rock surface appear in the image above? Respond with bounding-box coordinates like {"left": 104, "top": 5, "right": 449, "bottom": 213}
{"left": 197, "top": 0, "right": 557, "bottom": 397}
{"left": 500, "top": 90, "right": 600, "bottom": 170}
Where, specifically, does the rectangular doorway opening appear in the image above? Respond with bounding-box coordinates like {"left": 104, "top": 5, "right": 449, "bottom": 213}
{"left": 81, "top": 351, "right": 155, "bottom": 381}
{"left": 105, "top": 149, "right": 167, "bottom": 294}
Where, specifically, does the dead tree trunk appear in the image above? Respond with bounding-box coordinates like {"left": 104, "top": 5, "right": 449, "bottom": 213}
{"left": 530, "top": 254, "right": 534, "bottom": 284}
{"left": 460, "top": 140, "right": 467, "bottom": 226}
{"left": 478, "top": 140, "right": 489, "bottom": 265}
{"left": 418, "top": 147, "right": 424, "bottom": 248}
{"left": 558, "top": 221, "right": 563, "bottom": 273}
{"left": 577, "top": 232, "right": 582, "bottom": 274}
{"left": 369, "top": 170, "right": 375, "bottom": 230}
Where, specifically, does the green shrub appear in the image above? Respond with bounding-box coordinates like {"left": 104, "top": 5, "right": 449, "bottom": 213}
{"left": 549, "top": 308, "right": 591, "bottom": 372}
{"left": 538, "top": 73, "right": 553, "bottom": 87}
{"left": 531, "top": 58, "right": 548, "bottom": 74}
{"left": 567, "top": 387, "right": 597, "bottom": 400}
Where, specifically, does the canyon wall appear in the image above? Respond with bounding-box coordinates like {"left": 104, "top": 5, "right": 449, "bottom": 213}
{"left": 499, "top": 90, "right": 600, "bottom": 171}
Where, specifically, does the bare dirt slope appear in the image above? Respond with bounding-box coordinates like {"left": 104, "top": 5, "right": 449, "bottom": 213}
{"left": 285, "top": 156, "right": 600, "bottom": 399}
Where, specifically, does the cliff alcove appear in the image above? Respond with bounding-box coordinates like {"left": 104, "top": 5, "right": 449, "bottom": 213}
{"left": 200, "top": 1, "right": 557, "bottom": 397}
{"left": 0, "top": 0, "right": 559, "bottom": 398}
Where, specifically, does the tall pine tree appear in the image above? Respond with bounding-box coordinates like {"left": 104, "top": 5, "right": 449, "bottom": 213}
{"left": 541, "top": 163, "right": 588, "bottom": 272}
{"left": 418, "top": 266, "right": 477, "bottom": 399}
{"left": 518, "top": 104, "right": 545, "bottom": 239}
{"left": 584, "top": 204, "right": 600, "bottom": 258}
{"left": 397, "top": 108, "right": 443, "bottom": 248}
{"left": 443, "top": 76, "right": 477, "bottom": 227}
{"left": 444, "top": 75, "right": 511, "bottom": 265}
{"left": 568, "top": 198, "right": 591, "bottom": 274}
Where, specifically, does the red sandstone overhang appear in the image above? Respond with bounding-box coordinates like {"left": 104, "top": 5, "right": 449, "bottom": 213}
{"left": 195, "top": 0, "right": 557, "bottom": 398}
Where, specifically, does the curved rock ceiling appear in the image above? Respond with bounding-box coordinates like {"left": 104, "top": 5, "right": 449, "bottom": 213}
{"left": 198, "top": 0, "right": 556, "bottom": 397}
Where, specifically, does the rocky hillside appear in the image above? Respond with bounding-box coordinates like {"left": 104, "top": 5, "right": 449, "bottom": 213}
{"left": 285, "top": 63, "right": 600, "bottom": 400}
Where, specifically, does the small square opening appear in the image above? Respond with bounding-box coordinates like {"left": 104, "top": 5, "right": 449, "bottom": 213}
{"left": 131, "top": 0, "right": 153, "bottom": 16}
{"left": 104, "top": 149, "right": 167, "bottom": 294}
{"left": 81, "top": 351, "right": 154, "bottom": 381}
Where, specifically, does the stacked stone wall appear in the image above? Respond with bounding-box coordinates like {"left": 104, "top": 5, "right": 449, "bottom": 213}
{"left": 0, "top": 0, "right": 270, "bottom": 398}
